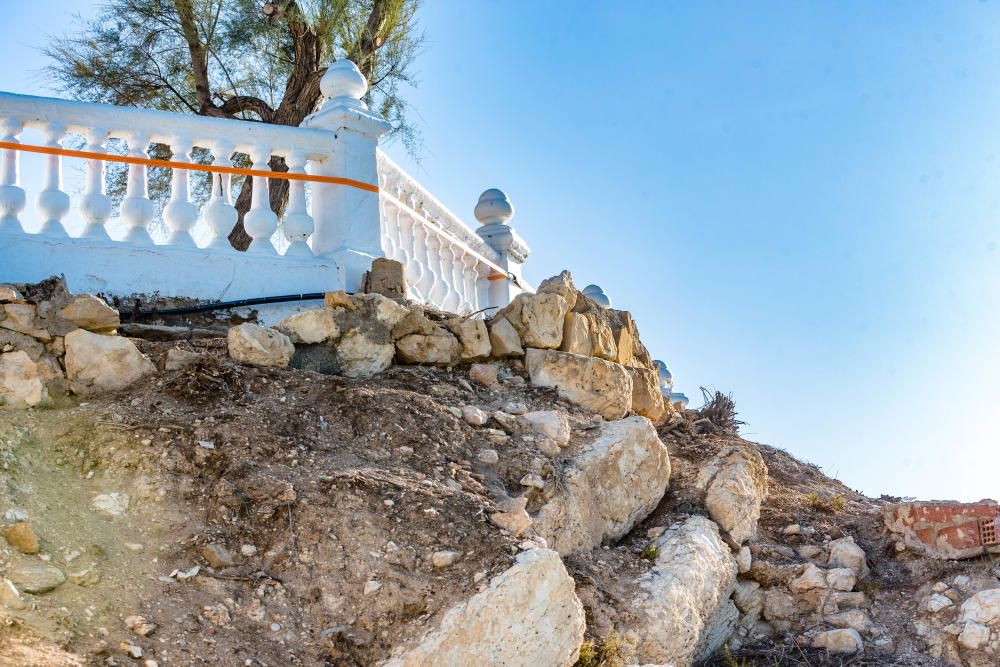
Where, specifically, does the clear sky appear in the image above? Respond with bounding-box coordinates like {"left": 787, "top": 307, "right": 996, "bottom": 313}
{"left": 4, "top": 1, "right": 1000, "bottom": 501}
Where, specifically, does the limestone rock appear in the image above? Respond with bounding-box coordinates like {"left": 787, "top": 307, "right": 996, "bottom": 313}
{"left": 227, "top": 323, "right": 294, "bottom": 368}
{"left": 59, "top": 294, "right": 120, "bottom": 333}
{"left": 200, "top": 544, "right": 235, "bottom": 569}
{"left": 164, "top": 347, "right": 200, "bottom": 371}
{"left": 355, "top": 293, "right": 410, "bottom": 329}
{"left": 827, "top": 568, "right": 857, "bottom": 592}
{"left": 537, "top": 271, "right": 578, "bottom": 310}
{"left": 568, "top": 299, "right": 618, "bottom": 361}
{"left": 0, "top": 286, "right": 20, "bottom": 303}
{"left": 334, "top": 330, "right": 395, "bottom": 378}
{"left": 0, "top": 351, "right": 47, "bottom": 408}
{"left": 828, "top": 537, "right": 869, "bottom": 579}
{"left": 396, "top": 330, "right": 460, "bottom": 365}
{"left": 695, "top": 446, "right": 768, "bottom": 544}
{"left": 607, "top": 309, "right": 655, "bottom": 370}
{"left": 2, "top": 522, "right": 39, "bottom": 554}
{"left": 65, "top": 330, "right": 155, "bottom": 395}
{"left": 275, "top": 308, "right": 341, "bottom": 344}
{"left": 0, "top": 579, "right": 25, "bottom": 610}
{"left": 468, "top": 363, "right": 500, "bottom": 389}
{"left": 925, "top": 594, "right": 953, "bottom": 613}
{"left": 0, "top": 303, "right": 50, "bottom": 340}
{"left": 383, "top": 548, "right": 585, "bottom": 667}
{"left": 632, "top": 515, "right": 738, "bottom": 665}
{"left": 125, "top": 615, "right": 158, "bottom": 637}
{"left": 560, "top": 312, "right": 593, "bottom": 356}
{"left": 461, "top": 406, "right": 488, "bottom": 426}
{"left": 788, "top": 564, "right": 829, "bottom": 593}
{"left": 812, "top": 628, "right": 863, "bottom": 654}
{"left": 628, "top": 366, "right": 666, "bottom": 421}
{"left": 8, "top": 564, "right": 66, "bottom": 594}
{"left": 959, "top": 621, "right": 990, "bottom": 650}
{"left": 487, "top": 316, "right": 524, "bottom": 358}
{"left": 533, "top": 417, "right": 670, "bottom": 555}
{"left": 525, "top": 348, "right": 632, "bottom": 420}
{"left": 490, "top": 496, "right": 533, "bottom": 536}
{"left": 431, "top": 550, "right": 461, "bottom": 568}
{"left": 91, "top": 492, "right": 129, "bottom": 517}
{"left": 445, "top": 318, "right": 491, "bottom": 361}
{"left": 960, "top": 589, "right": 1000, "bottom": 625}
{"left": 391, "top": 308, "right": 439, "bottom": 339}
{"left": 364, "top": 258, "right": 407, "bottom": 298}
{"left": 522, "top": 410, "right": 570, "bottom": 448}
{"left": 496, "top": 292, "right": 569, "bottom": 349}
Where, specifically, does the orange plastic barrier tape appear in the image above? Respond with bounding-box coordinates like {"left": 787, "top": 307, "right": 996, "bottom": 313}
{"left": 487, "top": 273, "right": 508, "bottom": 281}
{"left": 0, "top": 141, "right": 379, "bottom": 193}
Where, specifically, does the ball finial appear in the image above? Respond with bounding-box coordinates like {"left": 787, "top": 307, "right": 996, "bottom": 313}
{"left": 581, "top": 284, "right": 612, "bottom": 308}
{"left": 654, "top": 360, "right": 673, "bottom": 391}
{"left": 474, "top": 188, "right": 514, "bottom": 226}
{"left": 319, "top": 60, "right": 368, "bottom": 107}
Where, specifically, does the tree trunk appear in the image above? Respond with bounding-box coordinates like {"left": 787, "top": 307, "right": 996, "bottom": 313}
{"left": 228, "top": 156, "right": 291, "bottom": 251}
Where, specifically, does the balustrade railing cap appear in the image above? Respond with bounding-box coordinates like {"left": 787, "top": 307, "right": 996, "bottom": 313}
{"left": 474, "top": 188, "right": 514, "bottom": 226}
{"left": 320, "top": 60, "right": 369, "bottom": 108}
{"left": 653, "top": 359, "right": 673, "bottom": 388}
{"left": 581, "top": 284, "right": 612, "bottom": 308}
{"left": 304, "top": 59, "right": 391, "bottom": 137}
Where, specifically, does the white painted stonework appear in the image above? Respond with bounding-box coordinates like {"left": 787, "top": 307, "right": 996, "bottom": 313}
{"left": 0, "top": 60, "right": 530, "bottom": 316}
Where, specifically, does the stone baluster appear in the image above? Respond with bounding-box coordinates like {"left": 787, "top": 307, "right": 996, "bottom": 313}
{"left": 0, "top": 119, "right": 26, "bottom": 233}
{"left": 203, "top": 142, "right": 238, "bottom": 251}
{"left": 424, "top": 230, "right": 445, "bottom": 306}
{"left": 120, "top": 132, "right": 155, "bottom": 244}
{"left": 476, "top": 265, "right": 493, "bottom": 314}
{"left": 36, "top": 123, "right": 70, "bottom": 237}
{"left": 475, "top": 188, "right": 529, "bottom": 310}
{"left": 411, "top": 218, "right": 431, "bottom": 300}
{"left": 283, "top": 149, "right": 315, "bottom": 257}
{"left": 462, "top": 255, "right": 479, "bottom": 313}
{"left": 397, "top": 211, "right": 420, "bottom": 298}
{"left": 79, "top": 128, "right": 112, "bottom": 240}
{"left": 162, "top": 139, "right": 199, "bottom": 246}
{"left": 448, "top": 242, "right": 466, "bottom": 312}
{"left": 244, "top": 145, "right": 278, "bottom": 254}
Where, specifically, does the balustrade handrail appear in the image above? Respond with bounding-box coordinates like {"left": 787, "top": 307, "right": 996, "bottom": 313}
{"left": 0, "top": 91, "right": 338, "bottom": 160}
{"left": 0, "top": 139, "right": 378, "bottom": 191}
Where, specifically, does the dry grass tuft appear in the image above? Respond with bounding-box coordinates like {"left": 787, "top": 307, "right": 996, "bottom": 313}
{"left": 575, "top": 631, "right": 637, "bottom": 667}
{"left": 692, "top": 388, "right": 745, "bottom": 435}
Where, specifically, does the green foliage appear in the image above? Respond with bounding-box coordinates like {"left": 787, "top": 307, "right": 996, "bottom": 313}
{"left": 575, "top": 632, "right": 637, "bottom": 667}
{"left": 806, "top": 491, "right": 846, "bottom": 513}
{"left": 640, "top": 543, "right": 658, "bottom": 561}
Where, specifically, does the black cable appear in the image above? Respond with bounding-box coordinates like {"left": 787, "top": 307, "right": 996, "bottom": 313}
{"left": 126, "top": 292, "right": 329, "bottom": 319}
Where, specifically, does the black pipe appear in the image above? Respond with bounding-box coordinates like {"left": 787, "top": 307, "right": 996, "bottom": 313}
{"left": 126, "top": 292, "right": 329, "bottom": 319}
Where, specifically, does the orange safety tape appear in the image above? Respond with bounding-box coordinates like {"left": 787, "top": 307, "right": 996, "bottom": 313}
{"left": 487, "top": 273, "right": 508, "bottom": 281}
{"left": 0, "top": 141, "right": 379, "bottom": 193}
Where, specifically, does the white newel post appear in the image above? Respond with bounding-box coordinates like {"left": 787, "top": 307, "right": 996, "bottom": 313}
{"left": 303, "top": 60, "right": 391, "bottom": 291}
{"left": 475, "top": 188, "right": 530, "bottom": 310}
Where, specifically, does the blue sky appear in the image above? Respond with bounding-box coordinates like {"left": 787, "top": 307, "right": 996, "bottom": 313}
{"left": 4, "top": 1, "right": 1000, "bottom": 501}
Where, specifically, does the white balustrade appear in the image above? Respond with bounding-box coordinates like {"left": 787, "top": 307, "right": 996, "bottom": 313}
{"left": 376, "top": 152, "right": 529, "bottom": 314}
{"left": 0, "top": 59, "right": 532, "bottom": 317}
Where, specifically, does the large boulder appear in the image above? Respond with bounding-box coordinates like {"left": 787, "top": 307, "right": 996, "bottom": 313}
{"left": 525, "top": 348, "right": 632, "bottom": 420}
{"left": 286, "top": 295, "right": 409, "bottom": 378}
{"left": 536, "top": 270, "right": 578, "bottom": 310}
{"left": 494, "top": 292, "right": 569, "bottom": 350}
{"left": 632, "top": 515, "right": 739, "bottom": 665}
{"left": 227, "top": 323, "right": 294, "bottom": 368}
{"left": 565, "top": 299, "right": 617, "bottom": 361}
{"left": 487, "top": 317, "right": 524, "bottom": 358}
{"left": 533, "top": 417, "right": 670, "bottom": 555}
{"left": 382, "top": 548, "right": 585, "bottom": 667}
{"left": 0, "top": 351, "right": 47, "bottom": 408}
{"left": 445, "top": 318, "right": 491, "bottom": 361}
{"left": 64, "top": 329, "right": 155, "bottom": 395}
{"left": 628, "top": 366, "right": 666, "bottom": 422}
{"left": 695, "top": 446, "right": 769, "bottom": 544}
{"left": 275, "top": 309, "right": 341, "bottom": 344}
{"left": 395, "top": 329, "right": 461, "bottom": 365}
{"left": 58, "top": 295, "right": 120, "bottom": 333}
{"left": 0, "top": 303, "right": 50, "bottom": 341}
